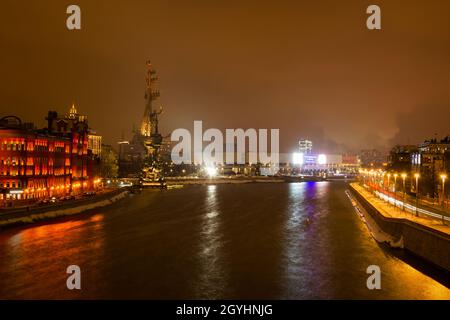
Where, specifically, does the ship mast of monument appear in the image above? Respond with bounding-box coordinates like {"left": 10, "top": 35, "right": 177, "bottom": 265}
{"left": 140, "top": 60, "right": 161, "bottom": 137}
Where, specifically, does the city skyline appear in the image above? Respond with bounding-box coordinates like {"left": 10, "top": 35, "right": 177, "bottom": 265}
{"left": 2, "top": 0, "right": 450, "bottom": 153}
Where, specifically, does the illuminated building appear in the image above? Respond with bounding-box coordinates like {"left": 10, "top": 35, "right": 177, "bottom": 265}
{"left": 0, "top": 105, "right": 97, "bottom": 205}
{"left": 290, "top": 153, "right": 359, "bottom": 173}
{"left": 88, "top": 131, "right": 102, "bottom": 158}
{"left": 410, "top": 136, "right": 450, "bottom": 197}
{"left": 299, "top": 139, "right": 313, "bottom": 154}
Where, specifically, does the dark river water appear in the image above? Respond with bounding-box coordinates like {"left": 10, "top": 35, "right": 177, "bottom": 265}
{"left": 0, "top": 181, "right": 448, "bottom": 299}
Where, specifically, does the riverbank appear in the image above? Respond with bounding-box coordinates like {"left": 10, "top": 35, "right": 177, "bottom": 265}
{"left": 0, "top": 188, "right": 129, "bottom": 229}
{"left": 165, "top": 175, "right": 354, "bottom": 185}
{"left": 349, "top": 182, "right": 450, "bottom": 272}
{"left": 166, "top": 176, "right": 285, "bottom": 185}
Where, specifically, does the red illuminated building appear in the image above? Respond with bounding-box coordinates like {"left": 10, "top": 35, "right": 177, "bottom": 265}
{"left": 0, "top": 105, "right": 100, "bottom": 206}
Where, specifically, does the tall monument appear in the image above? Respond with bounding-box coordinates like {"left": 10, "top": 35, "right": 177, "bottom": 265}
{"left": 139, "top": 61, "right": 165, "bottom": 187}
{"left": 118, "top": 61, "right": 166, "bottom": 185}
{"left": 140, "top": 61, "right": 160, "bottom": 137}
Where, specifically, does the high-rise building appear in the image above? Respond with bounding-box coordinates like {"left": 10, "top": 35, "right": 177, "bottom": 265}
{"left": 88, "top": 131, "right": 102, "bottom": 158}
{"left": 299, "top": 139, "right": 313, "bottom": 154}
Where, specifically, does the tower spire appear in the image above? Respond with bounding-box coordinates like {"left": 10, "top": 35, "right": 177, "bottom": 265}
{"left": 69, "top": 102, "right": 78, "bottom": 119}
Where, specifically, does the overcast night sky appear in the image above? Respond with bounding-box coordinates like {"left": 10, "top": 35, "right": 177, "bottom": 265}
{"left": 1, "top": 0, "right": 450, "bottom": 153}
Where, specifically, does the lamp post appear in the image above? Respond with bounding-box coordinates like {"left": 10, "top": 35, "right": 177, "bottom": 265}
{"left": 414, "top": 173, "right": 420, "bottom": 217}
{"left": 401, "top": 173, "right": 407, "bottom": 211}
{"left": 369, "top": 170, "right": 374, "bottom": 192}
{"left": 380, "top": 172, "right": 385, "bottom": 190}
{"left": 441, "top": 174, "right": 447, "bottom": 209}
{"left": 387, "top": 173, "right": 391, "bottom": 192}
{"left": 393, "top": 173, "right": 398, "bottom": 207}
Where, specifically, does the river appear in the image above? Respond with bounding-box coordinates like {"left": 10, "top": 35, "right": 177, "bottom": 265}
{"left": 0, "top": 181, "right": 448, "bottom": 299}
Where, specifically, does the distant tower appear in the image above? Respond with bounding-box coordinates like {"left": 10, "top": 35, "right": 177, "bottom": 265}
{"left": 299, "top": 139, "right": 313, "bottom": 154}
{"left": 69, "top": 102, "right": 78, "bottom": 119}
{"left": 140, "top": 61, "right": 161, "bottom": 137}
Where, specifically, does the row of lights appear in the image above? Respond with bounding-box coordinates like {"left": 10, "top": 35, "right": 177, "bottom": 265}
{"left": 359, "top": 169, "right": 447, "bottom": 185}
{"left": 22, "top": 180, "right": 100, "bottom": 193}
{"left": 359, "top": 168, "right": 448, "bottom": 213}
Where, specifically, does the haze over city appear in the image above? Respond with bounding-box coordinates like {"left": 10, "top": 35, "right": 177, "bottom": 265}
{"left": 2, "top": 0, "right": 450, "bottom": 153}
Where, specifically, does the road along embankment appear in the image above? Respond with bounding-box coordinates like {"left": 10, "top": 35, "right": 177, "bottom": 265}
{"left": 0, "top": 189, "right": 129, "bottom": 229}
{"left": 349, "top": 183, "right": 450, "bottom": 272}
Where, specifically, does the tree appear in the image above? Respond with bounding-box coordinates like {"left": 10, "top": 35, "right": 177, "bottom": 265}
{"left": 100, "top": 145, "right": 118, "bottom": 178}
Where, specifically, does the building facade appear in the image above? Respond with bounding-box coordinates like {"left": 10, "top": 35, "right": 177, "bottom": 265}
{"left": 88, "top": 131, "right": 102, "bottom": 159}
{"left": 388, "top": 145, "right": 418, "bottom": 172}
{"left": 359, "top": 148, "right": 387, "bottom": 168}
{"left": 411, "top": 136, "right": 450, "bottom": 198}
{"left": 0, "top": 106, "right": 99, "bottom": 206}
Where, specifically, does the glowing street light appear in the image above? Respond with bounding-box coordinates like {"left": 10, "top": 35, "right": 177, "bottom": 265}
{"left": 206, "top": 166, "right": 217, "bottom": 177}
{"left": 414, "top": 173, "right": 420, "bottom": 216}
{"left": 401, "top": 173, "right": 407, "bottom": 211}
{"left": 441, "top": 174, "right": 447, "bottom": 209}
{"left": 392, "top": 173, "right": 398, "bottom": 206}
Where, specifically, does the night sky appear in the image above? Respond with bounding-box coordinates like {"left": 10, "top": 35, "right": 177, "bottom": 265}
{"left": 1, "top": 0, "right": 450, "bottom": 153}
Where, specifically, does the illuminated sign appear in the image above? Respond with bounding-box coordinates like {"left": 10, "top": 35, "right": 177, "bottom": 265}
{"left": 9, "top": 189, "right": 24, "bottom": 195}
{"left": 304, "top": 155, "right": 317, "bottom": 164}
{"left": 292, "top": 152, "right": 304, "bottom": 165}
{"left": 318, "top": 154, "right": 327, "bottom": 165}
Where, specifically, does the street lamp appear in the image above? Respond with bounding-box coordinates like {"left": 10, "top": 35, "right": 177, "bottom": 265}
{"left": 380, "top": 171, "right": 385, "bottom": 190}
{"left": 393, "top": 173, "right": 398, "bottom": 207}
{"left": 401, "top": 173, "right": 407, "bottom": 211}
{"left": 387, "top": 173, "right": 391, "bottom": 192}
{"left": 441, "top": 174, "right": 447, "bottom": 209}
{"left": 414, "top": 173, "right": 420, "bottom": 216}
{"left": 369, "top": 169, "right": 374, "bottom": 186}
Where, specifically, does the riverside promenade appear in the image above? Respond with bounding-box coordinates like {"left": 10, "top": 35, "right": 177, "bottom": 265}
{"left": 350, "top": 182, "right": 450, "bottom": 271}
{"left": 351, "top": 183, "right": 450, "bottom": 235}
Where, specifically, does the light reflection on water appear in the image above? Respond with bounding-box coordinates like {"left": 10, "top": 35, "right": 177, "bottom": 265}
{"left": 197, "top": 185, "right": 227, "bottom": 298}
{"left": 282, "top": 182, "right": 333, "bottom": 298}
{"left": 0, "top": 214, "right": 106, "bottom": 299}
{"left": 284, "top": 183, "right": 308, "bottom": 288}
{"left": 0, "top": 182, "right": 448, "bottom": 299}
